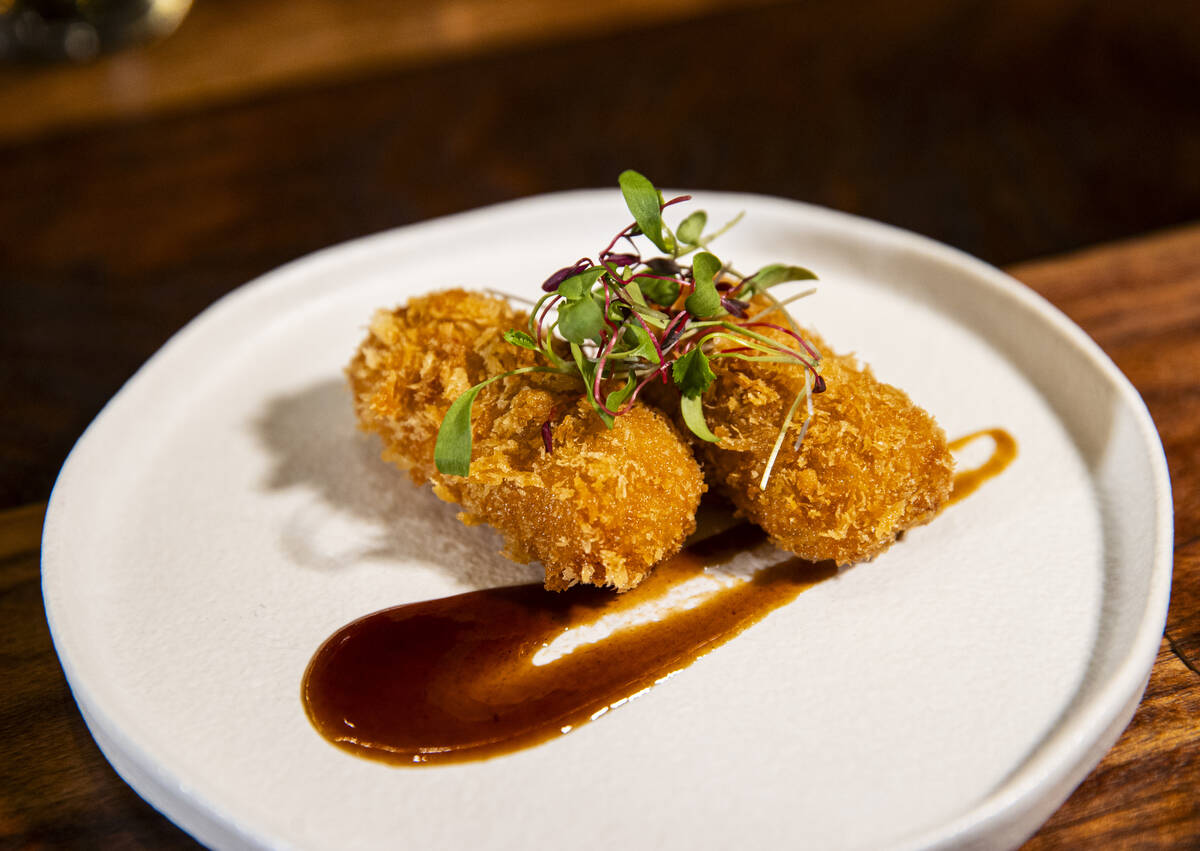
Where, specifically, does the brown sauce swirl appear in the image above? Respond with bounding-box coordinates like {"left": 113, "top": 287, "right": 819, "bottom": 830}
{"left": 303, "top": 521, "right": 835, "bottom": 765}
{"left": 948, "top": 428, "right": 1018, "bottom": 505}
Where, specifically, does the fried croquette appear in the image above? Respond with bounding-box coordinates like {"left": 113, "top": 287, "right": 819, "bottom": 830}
{"left": 347, "top": 289, "right": 705, "bottom": 591}
{"left": 692, "top": 315, "right": 953, "bottom": 566}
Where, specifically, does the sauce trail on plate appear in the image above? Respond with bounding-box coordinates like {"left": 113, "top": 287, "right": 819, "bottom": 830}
{"left": 303, "top": 520, "right": 834, "bottom": 765}
{"left": 948, "top": 429, "right": 1017, "bottom": 505}
{"left": 303, "top": 430, "right": 1016, "bottom": 767}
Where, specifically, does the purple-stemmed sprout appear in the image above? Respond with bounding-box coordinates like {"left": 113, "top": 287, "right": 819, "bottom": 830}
{"left": 541, "top": 407, "right": 556, "bottom": 455}
{"left": 721, "top": 297, "right": 750, "bottom": 318}
{"left": 644, "top": 257, "right": 681, "bottom": 276}
{"left": 601, "top": 252, "right": 640, "bottom": 268}
{"left": 741, "top": 320, "right": 822, "bottom": 362}
{"left": 542, "top": 259, "right": 593, "bottom": 292}
{"left": 435, "top": 170, "right": 824, "bottom": 481}
{"left": 660, "top": 312, "right": 691, "bottom": 353}
{"left": 533, "top": 294, "right": 562, "bottom": 348}
{"left": 591, "top": 321, "right": 626, "bottom": 415}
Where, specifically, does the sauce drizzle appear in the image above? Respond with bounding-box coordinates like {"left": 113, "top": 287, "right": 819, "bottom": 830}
{"left": 305, "top": 429, "right": 1017, "bottom": 766}
{"left": 303, "top": 521, "right": 834, "bottom": 765}
{"left": 948, "top": 428, "right": 1018, "bottom": 504}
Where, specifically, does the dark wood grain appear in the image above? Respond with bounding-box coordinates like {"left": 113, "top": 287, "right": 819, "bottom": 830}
{"left": 1011, "top": 227, "right": 1200, "bottom": 669}
{"left": 1022, "top": 641, "right": 1200, "bottom": 848}
{"left": 1010, "top": 226, "right": 1200, "bottom": 849}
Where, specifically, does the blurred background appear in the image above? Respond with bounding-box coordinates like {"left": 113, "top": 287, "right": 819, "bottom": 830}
{"left": 1, "top": 0, "right": 1198, "bottom": 846}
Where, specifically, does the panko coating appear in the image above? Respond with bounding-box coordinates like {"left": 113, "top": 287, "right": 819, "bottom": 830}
{"left": 347, "top": 289, "right": 705, "bottom": 591}
{"left": 689, "top": 313, "right": 953, "bottom": 566}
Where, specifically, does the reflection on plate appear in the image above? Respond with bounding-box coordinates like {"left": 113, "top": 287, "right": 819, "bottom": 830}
{"left": 43, "top": 192, "right": 1171, "bottom": 850}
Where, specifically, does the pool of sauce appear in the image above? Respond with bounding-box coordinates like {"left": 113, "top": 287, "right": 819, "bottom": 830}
{"left": 304, "top": 429, "right": 1016, "bottom": 766}
{"left": 303, "top": 521, "right": 834, "bottom": 765}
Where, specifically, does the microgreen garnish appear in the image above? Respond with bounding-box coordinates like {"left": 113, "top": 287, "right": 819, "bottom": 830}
{"left": 434, "top": 366, "right": 558, "bottom": 477}
{"left": 434, "top": 170, "right": 826, "bottom": 485}
{"left": 672, "top": 347, "right": 717, "bottom": 397}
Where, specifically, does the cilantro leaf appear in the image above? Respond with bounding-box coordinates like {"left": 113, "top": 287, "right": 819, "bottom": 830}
{"left": 671, "top": 347, "right": 716, "bottom": 397}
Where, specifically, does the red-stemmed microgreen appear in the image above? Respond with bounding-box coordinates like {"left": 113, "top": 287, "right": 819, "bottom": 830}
{"left": 434, "top": 170, "right": 826, "bottom": 487}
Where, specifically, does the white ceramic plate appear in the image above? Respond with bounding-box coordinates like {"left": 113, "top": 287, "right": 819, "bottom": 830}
{"left": 43, "top": 191, "right": 1172, "bottom": 850}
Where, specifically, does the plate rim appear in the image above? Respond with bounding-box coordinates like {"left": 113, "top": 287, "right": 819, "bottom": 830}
{"left": 42, "top": 189, "right": 1174, "bottom": 850}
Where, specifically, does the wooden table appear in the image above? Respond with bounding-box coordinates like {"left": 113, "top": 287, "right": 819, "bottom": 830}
{"left": 1, "top": 0, "right": 1198, "bottom": 847}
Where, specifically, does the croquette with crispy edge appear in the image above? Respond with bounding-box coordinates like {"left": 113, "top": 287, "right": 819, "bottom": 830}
{"left": 691, "top": 313, "right": 953, "bottom": 566}
{"left": 346, "top": 289, "right": 705, "bottom": 591}
{"left": 447, "top": 397, "right": 706, "bottom": 591}
{"left": 347, "top": 288, "right": 545, "bottom": 484}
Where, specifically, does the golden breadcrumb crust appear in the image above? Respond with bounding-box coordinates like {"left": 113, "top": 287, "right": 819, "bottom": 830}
{"left": 346, "top": 289, "right": 705, "bottom": 591}
{"left": 690, "top": 311, "right": 954, "bottom": 566}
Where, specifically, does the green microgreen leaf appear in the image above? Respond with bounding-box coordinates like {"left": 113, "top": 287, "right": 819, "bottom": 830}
{"left": 686, "top": 251, "right": 724, "bottom": 317}
{"left": 620, "top": 323, "right": 662, "bottom": 364}
{"left": 680, "top": 393, "right": 720, "bottom": 443}
{"left": 744, "top": 263, "right": 818, "bottom": 296}
{"left": 672, "top": 346, "right": 717, "bottom": 397}
{"left": 434, "top": 388, "right": 485, "bottom": 477}
{"left": 435, "top": 367, "right": 552, "bottom": 476}
{"left": 570, "top": 343, "right": 614, "bottom": 427}
{"left": 606, "top": 299, "right": 628, "bottom": 323}
{"left": 605, "top": 372, "right": 637, "bottom": 413}
{"left": 619, "top": 170, "right": 673, "bottom": 254}
{"left": 569, "top": 341, "right": 589, "bottom": 373}
{"left": 515, "top": 171, "right": 819, "bottom": 451}
{"left": 558, "top": 266, "right": 605, "bottom": 299}
{"left": 558, "top": 294, "right": 605, "bottom": 344}
{"left": 628, "top": 302, "right": 670, "bottom": 328}
{"left": 634, "top": 275, "right": 680, "bottom": 307}
{"left": 677, "top": 210, "right": 707, "bottom": 245}
{"left": 503, "top": 329, "right": 538, "bottom": 350}
{"left": 623, "top": 280, "right": 647, "bottom": 306}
